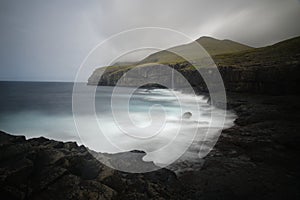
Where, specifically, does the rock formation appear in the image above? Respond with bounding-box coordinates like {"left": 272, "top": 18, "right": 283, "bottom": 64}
{"left": 88, "top": 36, "right": 300, "bottom": 95}
{"left": 0, "top": 131, "right": 177, "bottom": 200}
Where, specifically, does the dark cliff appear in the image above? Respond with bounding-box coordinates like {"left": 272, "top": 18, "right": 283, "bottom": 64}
{"left": 88, "top": 36, "right": 300, "bottom": 95}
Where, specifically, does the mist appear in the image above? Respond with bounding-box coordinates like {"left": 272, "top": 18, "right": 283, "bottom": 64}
{"left": 0, "top": 0, "right": 300, "bottom": 81}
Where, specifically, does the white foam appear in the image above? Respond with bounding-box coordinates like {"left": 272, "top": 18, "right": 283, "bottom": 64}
{"left": 1, "top": 88, "right": 236, "bottom": 169}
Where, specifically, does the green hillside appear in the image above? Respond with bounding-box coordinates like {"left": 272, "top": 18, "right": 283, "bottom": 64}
{"left": 196, "top": 36, "right": 254, "bottom": 55}
{"left": 213, "top": 36, "right": 300, "bottom": 67}
{"left": 139, "top": 36, "right": 253, "bottom": 64}
{"left": 91, "top": 36, "right": 300, "bottom": 78}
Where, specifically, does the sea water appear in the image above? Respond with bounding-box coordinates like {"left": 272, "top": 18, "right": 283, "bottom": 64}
{"left": 0, "top": 81, "right": 235, "bottom": 168}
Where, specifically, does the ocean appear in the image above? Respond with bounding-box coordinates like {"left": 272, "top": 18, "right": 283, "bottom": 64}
{"left": 0, "top": 81, "right": 235, "bottom": 168}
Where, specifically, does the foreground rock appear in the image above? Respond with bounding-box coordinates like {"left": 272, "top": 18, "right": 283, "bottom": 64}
{"left": 0, "top": 131, "right": 178, "bottom": 200}
{"left": 176, "top": 93, "right": 300, "bottom": 199}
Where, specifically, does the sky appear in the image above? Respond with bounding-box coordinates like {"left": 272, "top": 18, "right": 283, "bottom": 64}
{"left": 0, "top": 0, "right": 300, "bottom": 81}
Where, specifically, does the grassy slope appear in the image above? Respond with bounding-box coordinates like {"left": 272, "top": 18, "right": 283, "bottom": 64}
{"left": 96, "top": 36, "right": 300, "bottom": 75}
{"left": 213, "top": 36, "right": 300, "bottom": 67}
{"left": 139, "top": 36, "right": 253, "bottom": 64}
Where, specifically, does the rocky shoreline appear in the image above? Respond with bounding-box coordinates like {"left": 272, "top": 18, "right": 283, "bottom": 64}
{"left": 176, "top": 92, "right": 300, "bottom": 199}
{"left": 1, "top": 91, "right": 299, "bottom": 199}
{"left": 0, "top": 131, "right": 178, "bottom": 199}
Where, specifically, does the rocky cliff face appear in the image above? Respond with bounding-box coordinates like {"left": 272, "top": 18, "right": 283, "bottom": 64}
{"left": 88, "top": 63, "right": 300, "bottom": 95}
{"left": 88, "top": 36, "right": 300, "bottom": 95}
{"left": 218, "top": 64, "right": 300, "bottom": 94}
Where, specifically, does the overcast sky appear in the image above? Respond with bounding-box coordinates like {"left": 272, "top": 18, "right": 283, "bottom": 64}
{"left": 1, "top": 0, "right": 300, "bottom": 81}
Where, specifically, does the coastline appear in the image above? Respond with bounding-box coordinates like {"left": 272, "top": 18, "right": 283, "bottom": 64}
{"left": 0, "top": 130, "right": 177, "bottom": 199}
{"left": 1, "top": 89, "right": 299, "bottom": 199}
{"left": 176, "top": 92, "right": 300, "bottom": 199}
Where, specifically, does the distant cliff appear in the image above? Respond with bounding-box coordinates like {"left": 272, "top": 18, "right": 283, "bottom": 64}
{"left": 88, "top": 36, "right": 300, "bottom": 94}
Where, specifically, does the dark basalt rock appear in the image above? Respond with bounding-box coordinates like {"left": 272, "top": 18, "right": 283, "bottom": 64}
{"left": 0, "top": 131, "right": 178, "bottom": 200}
{"left": 88, "top": 63, "right": 300, "bottom": 95}
{"left": 176, "top": 93, "right": 300, "bottom": 199}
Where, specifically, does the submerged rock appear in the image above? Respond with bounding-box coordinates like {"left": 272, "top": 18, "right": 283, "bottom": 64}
{"left": 182, "top": 112, "right": 192, "bottom": 119}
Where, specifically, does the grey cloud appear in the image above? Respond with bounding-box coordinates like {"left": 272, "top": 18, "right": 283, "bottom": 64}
{"left": 0, "top": 0, "right": 299, "bottom": 81}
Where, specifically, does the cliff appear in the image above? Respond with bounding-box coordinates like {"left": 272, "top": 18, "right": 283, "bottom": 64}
{"left": 88, "top": 36, "right": 300, "bottom": 94}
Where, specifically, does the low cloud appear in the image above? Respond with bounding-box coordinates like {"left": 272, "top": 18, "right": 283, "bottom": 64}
{"left": 0, "top": 0, "right": 299, "bottom": 81}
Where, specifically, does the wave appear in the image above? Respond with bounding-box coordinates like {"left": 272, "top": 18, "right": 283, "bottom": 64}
{"left": 0, "top": 86, "right": 236, "bottom": 171}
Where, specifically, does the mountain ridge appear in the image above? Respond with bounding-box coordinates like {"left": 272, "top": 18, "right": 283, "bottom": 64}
{"left": 139, "top": 36, "right": 253, "bottom": 64}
